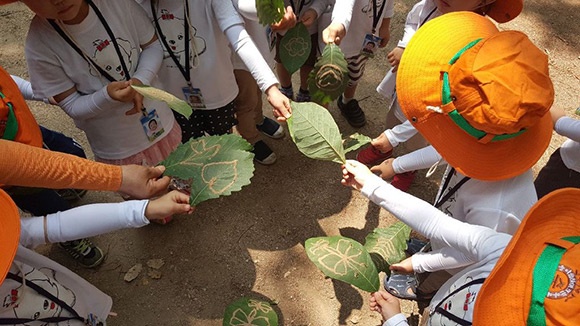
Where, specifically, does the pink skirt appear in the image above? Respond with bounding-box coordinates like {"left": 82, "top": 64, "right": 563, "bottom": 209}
{"left": 95, "top": 121, "right": 182, "bottom": 166}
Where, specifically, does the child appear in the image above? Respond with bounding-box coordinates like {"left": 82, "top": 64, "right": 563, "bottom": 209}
{"left": 321, "top": 0, "right": 394, "bottom": 127}
{"left": 361, "top": 11, "right": 554, "bottom": 300}
{"left": 342, "top": 161, "right": 580, "bottom": 325}
{"left": 23, "top": 0, "right": 182, "bottom": 167}
{"left": 276, "top": 0, "right": 329, "bottom": 103}
{"left": 356, "top": 0, "right": 523, "bottom": 190}
{"left": 534, "top": 105, "right": 580, "bottom": 198}
{"left": 136, "top": 0, "right": 291, "bottom": 157}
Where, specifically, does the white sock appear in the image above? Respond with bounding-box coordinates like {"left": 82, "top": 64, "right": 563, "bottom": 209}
{"left": 342, "top": 95, "right": 353, "bottom": 104}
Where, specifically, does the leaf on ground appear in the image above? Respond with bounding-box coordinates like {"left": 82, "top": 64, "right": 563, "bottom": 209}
{"left": 279, "top": 23, "right": 311, "bottom": 75}
{"left": 124, "top": 263, "right": 143, "bottom": 283}
{"left": 256, "top": 0, "right": 285, "bottom": 26}
{"left": 363, "top": 222, "right": 411, "bottom": 274}
{"left": 160, "top": 134, "right": 255, "bottom": 206}
{"left": 305, "top": 236, "right": 380, "bottom": 292}
{"left": 343, "top": 133, "right": 372, "bottom": 154}
{"left": 287, "top": 101, "right": 345, "bottom": 164}
{"left": 131, "top": 84, "right": 192, "bottom": 119}
{"left": 223, "top": 298, "right": 279, "bottom": 326}
{"left": 147, "top": 258, "right": 165, "bottom": 270}
{"left": 308, "top": 43, "right": 349, "bottom": 105}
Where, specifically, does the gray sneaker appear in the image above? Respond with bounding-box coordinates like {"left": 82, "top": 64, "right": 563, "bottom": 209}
{"left": 59, "top": 238, "right": 104, "bottom": 268}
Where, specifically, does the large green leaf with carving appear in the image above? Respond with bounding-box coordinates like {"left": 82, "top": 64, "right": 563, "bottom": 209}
{"left": 223, "top": 298, "right": 278, "bottom": 326}
{"left": 287, "top": 101, "right": 346, "bottom": 164}
{"left": 279, "top": 23, "right": 311, "bottom": 75}
{"left": 305, "top": 236, "right": 380, "bottom": 292}
{"left": 256, "top": 0, "right": 285, "bottom": 26}
{"left": 308, "top": 43, "right": 349, "bottom": 105}
{"left": 131, "top": 84, "right": 192, "bottom": 118}
{"left": 364, "top": 222, "right": 411, "bottom": 274}
{"left": 160, "top": 134, "right": 254, "bottom": 205}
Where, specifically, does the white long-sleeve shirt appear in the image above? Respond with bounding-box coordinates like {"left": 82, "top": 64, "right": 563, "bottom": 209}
{"left": 555, "top": 116, "right": 580, "bottom": 172}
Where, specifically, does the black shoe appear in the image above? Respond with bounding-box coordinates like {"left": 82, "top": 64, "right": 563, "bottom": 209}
{"left": 256, "top": 116, "right": 285, "bottom": 139}
{"left": 337, "top": 95, "right": 366, "bottom": 127}
{"left": 252, "top": 140, "right": 277, "bottom": 165}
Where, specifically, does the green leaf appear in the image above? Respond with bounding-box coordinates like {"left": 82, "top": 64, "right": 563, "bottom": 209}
{"left": 343, "top": 133, "right": 372, "bottom": 154}
{"left": 363, "top": 222, "right": 411, "bottom": 274}
{"left": 223, "top": 298, "right": 278, "bottom": 326}
{"left": 279, "top": 23, "right": 311, "bottom": 75}
{"left": 305, "top": 236, "right": 380, "bottom": 292}
{"left": 308, "top": 43, "right": 349, "bottom": 105}
{"left": 160, "top": 134, "right": 255, "bottom": 205}
{"left": 287, "top": 101, "right": 345, "bottom": 164}
{"left": 255, "top": 0, "right": 285, "bottom": 26}
{"left": 131, "top": 84, "right": 192, "bottom": 119}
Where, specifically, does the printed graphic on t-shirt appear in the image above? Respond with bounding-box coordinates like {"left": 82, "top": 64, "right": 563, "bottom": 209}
{"left": 90, "top": 37, "right": 137, "bottom": 80}
{"left": 433, "top": 276, "right": 480, "bottom": 324}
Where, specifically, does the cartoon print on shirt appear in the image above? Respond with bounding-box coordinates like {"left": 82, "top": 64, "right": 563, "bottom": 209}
{"left": 90, "top": 37, "right": 137, "bottom": 80}
{"left": 436, "top": 275, "right": 479, "bottom": 325}
{"left": 3, "top": 267, "right": 76, "bottom": 323}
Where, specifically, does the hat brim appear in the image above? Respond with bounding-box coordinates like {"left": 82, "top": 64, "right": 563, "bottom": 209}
{"left": 487, "top": 0, "right": 523, "bottom": 23}
{"left": 396, "top": 12, "right": 551, "bottom": 181}
{"left": 0, "top": 190, "right": 20, "bottom": 284}
{"left": 473, "top": 188, "right": 580, "bottom": 324}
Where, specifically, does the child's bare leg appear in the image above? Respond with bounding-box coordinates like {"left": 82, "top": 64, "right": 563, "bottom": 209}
{"left": 276, "top": 63, "right": 293, "bottom": 89}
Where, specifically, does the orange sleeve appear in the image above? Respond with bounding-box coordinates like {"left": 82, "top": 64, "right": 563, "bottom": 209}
{"left": 0, "top": 139, "right": 122, "bottom": 191}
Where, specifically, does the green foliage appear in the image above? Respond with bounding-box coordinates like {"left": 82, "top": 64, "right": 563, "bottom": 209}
{"left": 223, "top": 298, "right": 278, "bottom": 326}
{"left": 160, "top": 134, "right": 255, "bottom": 205}
{"left": 308, "top": 43, "right": 349, "bottom": 105}
{"left": 305, "top": 236, "right": 380, "bottom": 292}
{"left": 131, "top": 84, "right": 192, "bottom": 119}
{"left": 363, "top": 223, "right": 411, "bottom": 274}
{"left": 287, "top": 101, "right": 345, "bottom": 164}
{"left": 256, "top": 0, "right": 285, "bottom": 26}
{"left": 343, "top": 133, "right": 372, "bottom": 154}
{"left": 279, "top": 23, "right": 311, "bottom": 75}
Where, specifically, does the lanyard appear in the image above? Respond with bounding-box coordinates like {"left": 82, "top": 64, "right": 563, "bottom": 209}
{"left": 49, "top": 0, "right": 131, "bottom": 83}
{"left": 372, "top": 0, "right": 387, "bottom": 34}
{"left": 0, "top": 272, "right": 102, "bottom": 325}
{"left": 430, "top": 277, "right": 485, "bottom": 326}
{"left": 289, "top": 0, "right": 305, "bottom": 15}
{"left": 434, "top": 167, "right": 470, "bottom": 209}
{"left": 419, "top": 7, "right": 437, "bottom": 27}
{"left": 151, "top": 0, "right": 191, "bottom": 84}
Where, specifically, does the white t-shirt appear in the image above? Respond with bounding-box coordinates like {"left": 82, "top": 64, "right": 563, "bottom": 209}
{"left": 25, "top": 0, "right": 175, "bottom": 160}
{"left": 231, "top": 0, "right": 275, "bottom": 70}
{"left": 555, "top": 116, "right": 580, "bottom": 173}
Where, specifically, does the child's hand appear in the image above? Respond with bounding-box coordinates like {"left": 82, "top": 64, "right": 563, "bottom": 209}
{"left": 124, "top": 78, "right": 145, "bottom": 115}
{"left": 387, "top": 47, "right": 404, "bottom": 72}
{"left": 370, "top": 158, "right": 396, "bottom": 180}
{"left": 322, "top": 22, "right": 346, "bottom": 45}
{"left": 271, "top": 6, "right": 297, "bottom": 32}
{"left": 301, "top": 9, "right": 318, "bottom": 28}
{"left": 369, "top": 291, "right": 402, "bottom": 321}
{"left": 390, "top": 256, "right": 414, "bottom": 274}
{"left": 145, "top": 190, "right": 194, "bottom": 221}
{"left": 119, "top": 165, "right": 170, "bottom": 199}
{"left": 550, "top": 106, "right": 566, "bottom": 125}
{"left": 342, "top": 160, "right": 374, "bottom": 190}
{"left": 107, "top": 80, "right": 134, "bottom": 103}
{"left": 266, "top": 85, "right": 292, "bottom": 121}
{"left": 371, "top": 132, "right": 394, "bottom": 154}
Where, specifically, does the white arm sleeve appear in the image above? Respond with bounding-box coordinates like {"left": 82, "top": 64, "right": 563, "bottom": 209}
{"left": 555, "top": 116, "right": 580, "bottom": 143}
{"left": 384, "top": 120, "right": 417, "bottom": 147}
{"left": 57, "top": 86, "right": 119, "bottom": 120}
{"left": 383, "top": 313, "right": 410, "bottom": 326}
{"left": 412, "top": 247, "right": 475, "bottom": 273}
{"left": 10, "top": 75, "right": 42, "bottom": 102}
{"left": 392, "top": 146, "right": 444, "bottom": 174}
{"left": 396, "top": 2, "right": 422, "bottom": 48}
{"left": 331, "top": 0, "right": 355, "bottom": 31}
{"left": 132, "top": 39, "right": 163, "bottom": 85}
{"left": 19, "top": 200, "right": 150, "bottom": 249}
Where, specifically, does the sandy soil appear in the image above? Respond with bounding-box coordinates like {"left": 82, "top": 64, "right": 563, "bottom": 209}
{"left": 0, "top": 1, "right": 578, "bottom": 325}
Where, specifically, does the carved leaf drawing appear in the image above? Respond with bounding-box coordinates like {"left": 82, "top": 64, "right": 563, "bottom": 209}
{"left": 223, "top": 298, "right": 278, "bottom": 326}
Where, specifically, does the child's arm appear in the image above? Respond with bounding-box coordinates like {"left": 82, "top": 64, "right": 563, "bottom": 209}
{"left": 554, "top": 110, "right": 580, "bottom": 143}
{"left": 378, "top": 17, "right": 391, "bottom": 48}
{"left": 370, "top": 146, "right": 443, "bottom": 180}
{"left": 10, "top": 75, "right": 50, "bottom": 103}
{"left": 19, "top": 191, "right": 193, "bottom": 248}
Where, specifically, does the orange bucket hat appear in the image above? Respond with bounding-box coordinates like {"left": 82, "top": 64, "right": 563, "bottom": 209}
{"left": 0, "top": 189, "right": 20, "bottom": 284}
{"left": 396, "top": 12, "right": 553, "bottom": 181}
{"left": 487, "top": 0, "right": 523, "bottom": 23}
{"left": 474, "top": 187, "right": 580, "bottom": 325}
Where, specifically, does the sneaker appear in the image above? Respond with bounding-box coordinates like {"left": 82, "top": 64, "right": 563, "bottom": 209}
{"left": 391, "top": 171, "right": 417, "bottom": 192}
{"left": 252, "top": 140, "right": 277, "bottom": 165}
{"left": 59, "top": 238, "right": 104, "bottom": 268}
{"left": 256, "top": 116, "right": 285, "bottom": 139}
{"left": 296, "top": 88, "right": 311, "bottom": 102}
{"left": 337, "top": 95, "right": 366, "bottom": 127}
{"left": 279, "top": 86, "right": 294, "bottom": 100}
{"left": 356, "top": 146, "right": 393, "bottom": 166}
{"left": 56, "top": 188, "right": 88, "bottom": 201}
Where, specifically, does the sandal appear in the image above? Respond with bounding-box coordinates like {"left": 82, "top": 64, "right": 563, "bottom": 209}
{"left": 405, "top": 238, "right": 430, "bottom": 256}
{"left": 384, "top": 272, "right": 419, "bottom": 300}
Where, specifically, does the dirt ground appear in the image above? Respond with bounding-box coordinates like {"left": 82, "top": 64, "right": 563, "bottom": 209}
{"left": 0, "top": 1, "right": 578, "bottom": 325}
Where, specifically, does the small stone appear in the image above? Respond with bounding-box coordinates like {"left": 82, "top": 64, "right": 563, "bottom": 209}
{"left": 147, "top": 258, "right": 165, "bottom": 270}
{"left": 148, "top": 270, "right": 162, "bottom": 279}
{"left": 124, "top": 264, "right": 143, "bottom": 282}
{"left": 350, "top": 315, "right": 360, "bottom": 324}
{"left": 284, "top": 271, "right": 291, "bottom": 278}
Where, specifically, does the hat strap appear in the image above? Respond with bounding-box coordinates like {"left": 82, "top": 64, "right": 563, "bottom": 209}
{"left": 0, "top": 91, "right": 18, "bottom": 141}
{"left": 441, "top": 39, "right": 527, "bottom": 143}
{"left": 528, "top": 236, "right": 580, "bottom": 325}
